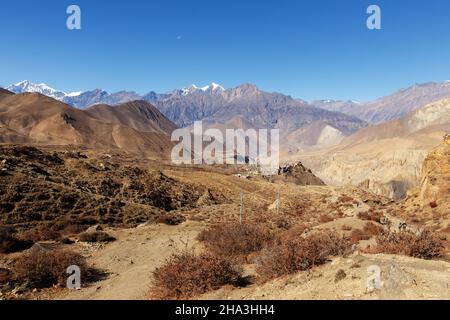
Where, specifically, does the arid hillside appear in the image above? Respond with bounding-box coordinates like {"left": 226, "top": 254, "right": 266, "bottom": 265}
{"left": 0, "top": 144, "right": 449, "bottom": 300}
{"left": 0, "top": 92, "right": 175, "bottom": 159}
{"left": 296, "top": 99, "right": 450, "bottom": 199}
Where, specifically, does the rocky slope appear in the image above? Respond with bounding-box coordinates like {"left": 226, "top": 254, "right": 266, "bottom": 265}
{"left": 297, "top": 99, "right": 450, "bottom": 199}
{"left": 316, "top": 81, "right": 450, "bottom": 124}
{"left": 419, "top": 134, "right": 450, "bottom": 206}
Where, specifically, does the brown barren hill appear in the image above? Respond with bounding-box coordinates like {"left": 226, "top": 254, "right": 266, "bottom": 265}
{"left": 86, "top": 100, "right": 177, "bottom": 135}
{"left": 0, "top": 93, "right": 174, "bottom": 158}
{"left": 0, "top": 88, "right": 14, "bottom": 99}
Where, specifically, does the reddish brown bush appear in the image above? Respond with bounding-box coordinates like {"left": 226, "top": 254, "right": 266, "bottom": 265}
{"left": 350, "top": 229, "right": 370, "bottom": 244}
{"left": 0, "top": 227, "right": 33, "bottom": 253}
{"left": 374, "top": 230, "right": 445, "bottom": 260}
{"left": 157, "top": 214, "right": 186, "bottom": 226}
{"left": 358, "top": 210, "right": 383, "bottom": 223}
{"left": 319, "top": 215, "right": 334, "bottom": 223}
{"left": 78, "top": 231, "right": 115, "bottom": 243}
{"left": 151, "top": 252, "right": 243, "bottom": 299}
{"left": 429, "top": 201, "right": 438, "bottom": 208}
{"left": 256, "top": 232, "right": 351, "bottom": 281}
{"left": 338, "top": 195, "right": 354, "bottom": 203}
{"left": 198, "top": 223, "right": 273, "bottom": 260}
{"left": 13, "top": 249, "right": 88, "bottom": 288}
{"left": 363, "top": 222, "right": 383, "bottom": 236}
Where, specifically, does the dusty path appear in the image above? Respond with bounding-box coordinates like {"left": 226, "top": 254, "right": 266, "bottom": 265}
{"left": 55, "top": 221, "right": 204, "bottom": 300}
{"left": 200, "top": 253, "right": 450, "bottom": 300}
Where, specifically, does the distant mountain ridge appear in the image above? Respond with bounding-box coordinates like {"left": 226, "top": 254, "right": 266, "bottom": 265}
{"left": 4, "top": 81, "right": 367, "bottom": 145}
{"left": 6, "top": 80, "right": 450, "bottom": 152}
{"left": 316, "top": 81, "right": 450, "bottom": 124}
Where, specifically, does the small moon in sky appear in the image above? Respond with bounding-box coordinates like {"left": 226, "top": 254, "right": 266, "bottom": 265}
{"left": 177, "top": 35, "right": 182, "bottom": 40}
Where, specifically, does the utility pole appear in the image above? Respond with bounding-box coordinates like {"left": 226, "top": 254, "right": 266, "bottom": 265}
{"left": 276, "top": 188, "right": 280, "bottom": 215}
{"left": 240, "top": 191, "right": 244, "bottom": 224}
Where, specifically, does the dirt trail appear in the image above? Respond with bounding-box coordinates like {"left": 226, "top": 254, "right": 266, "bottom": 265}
{"left": 200, "top": 253, "right": 450, "bottom": 300}
{"left": 55, "top": 221, "right": 204, "bottom": 300}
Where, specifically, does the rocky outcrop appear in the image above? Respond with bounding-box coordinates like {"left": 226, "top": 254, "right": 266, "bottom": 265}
{"left": 419, "top": 134, "right": 450, "bottom": 206}
{"left": 269, "top": 162, "right": 325, "bottom": 186}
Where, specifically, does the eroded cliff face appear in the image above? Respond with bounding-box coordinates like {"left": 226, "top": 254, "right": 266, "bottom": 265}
{"left": 419, "top": 134, "right": 450, "bottom": 206}
{"left": 301, "top": 148, "right": 428, "bottom": 199}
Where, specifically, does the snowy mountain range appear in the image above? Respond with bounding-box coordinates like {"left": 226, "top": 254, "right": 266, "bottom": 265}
{"left": 6, "top": 80, "right": 80, "bottom": 101}
{"left": 5, "top": 80, "right": 226, "bottom": 108}
{"left": 4, "top": 80, "right": 450, "bottom": 129}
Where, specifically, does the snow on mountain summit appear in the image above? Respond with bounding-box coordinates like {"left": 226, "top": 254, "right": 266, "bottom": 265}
{"left": 6, "top": 80, "right": 67, "bottom": 100}
{"left": 178, "top": 82, "right": 225, "bottom": 95}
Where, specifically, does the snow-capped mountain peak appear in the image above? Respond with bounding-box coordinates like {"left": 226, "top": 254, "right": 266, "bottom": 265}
{"left": 66, "top": 91, "right": 83, "bottom": 97}
{"left": 178, "top": 82, "right": 225, "bottom": 95}
{"left": 200, "top": 82, "right": 225, "bottom": 92}
{"left": 6, "top": 80, "right": 67, "bottom": 100}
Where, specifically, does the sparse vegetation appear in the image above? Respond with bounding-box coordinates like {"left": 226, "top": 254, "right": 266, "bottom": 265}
{"left": 157, "top": 213, "right": 186, "bottom": 226}
{"left": 256, "top": 231, "right": 351, "bottom": 281}
{"left": 319, "top": 214, "right": 334, "bottom": 223}
{"left": 78, "top": 231, "right": 116, "bottom": 243}
{"left": 372, "top": 230, "right": 445, "bottom": 260}
{"left": 358, "top": 210, "right": 383, "bottom": 223}
{"left": 197, "top": 222, "right": 273, "bottom": 260}
{"left": 363, "top": 222, "right": 382, "bottom": 236}
{"left": 0, "top": 227, "right": 33, "bottom": 254}
{"left": 21, "top": 225, "right": 61, "bottom": 242}
{"left": 350, "top": 229, "right": 370, "bottom": 244}
{"left": 12, "top": 249, "right": 88, "bottom": 288}
{"left": 151, "top": 251, "right": 243, "bottom": 299}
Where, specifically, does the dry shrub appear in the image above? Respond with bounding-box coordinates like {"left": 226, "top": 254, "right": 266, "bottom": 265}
{"left": 441, "top": 224, "right": 450, "bottom": 234}
{"left": 363, "top": 222, "right": 382, "bottom": 236}
{"left": 358, "top": 210, "right": 383, "bottom": 223}
{"left": 350, "top": 229, "right": 370, "bottom": 244}
{"left": 0, "top": 227, "right": 33, "bottom": 254}
{"left": 256, "top": 231, "right": 351, "bottom": 281}
{"left": 0, "top": 267, "right": 13, "bottom": 284}
{"left": 280, "top": 223, "right": 308, "bottom": 241}
{"left": 197, "top": 223, "right": 273, "bottom": 260}
{"left": 338, "top": 195, "right": 354, "bottom": 203}
{"left": 78, "top": 231, "right": 116, "bottom": 243}
{"left": 341, "top": 225, "right": 352, "bottom": 231}
{"left": 319, "top": 214, "right": 334, "bottom": 223}
{"left": 13, "top": 249, "right": 88, "bottom": 288}
{"left": 59, "top": 223, "right": 87, "bottom": 236}
{"left": 374, "top": 230, "right": 445, "bottom": 260}
{"left": 21, "top": 225, "right": 61, "bottom": 242}
{"left": 151, "top": 252, "right": 243, "bottom": 299}
{"left": 429, "top": 201, "right": 438, "bottom": 208}
{"left": 157, "top": 213, "right": 186, "bottom": 226}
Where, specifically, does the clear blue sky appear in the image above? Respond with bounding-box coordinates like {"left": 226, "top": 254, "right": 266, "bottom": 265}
{"left": 1, "top": 0, "right": 450, "bottom": 101}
